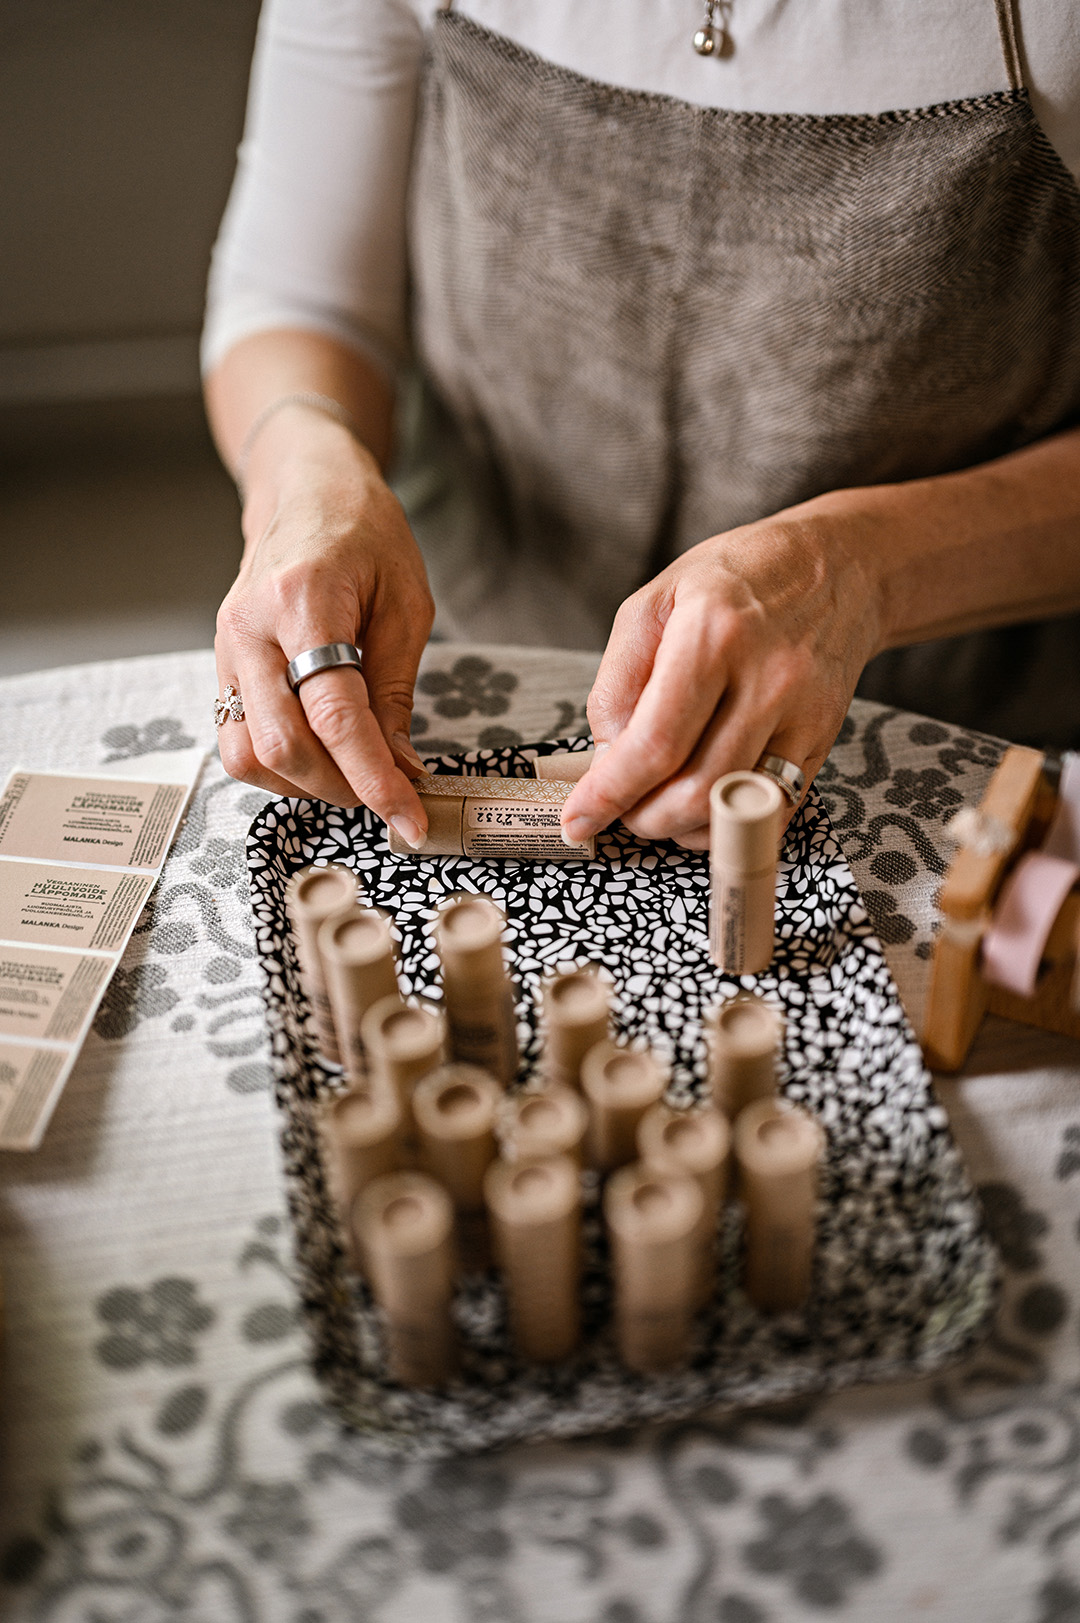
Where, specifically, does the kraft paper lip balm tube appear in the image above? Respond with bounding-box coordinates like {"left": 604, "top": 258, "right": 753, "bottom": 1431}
{"left": 411, "top": 1064, "right": 502, "bottom": 1212}
{"left": 360, "top": 995, "right": 446, "bottom": 1122}
{"left": 637, "top": 1102, "right": 731, "bottom": 1308}
{"left": 499, "top": 1084, "right": 589, "bottom": 1165}
{"left": 386, "top": 774, "right": 595, "bottom": 860}
{"left": 317, "top": 906, "right": 401, "bottom": 1083}
{"left": 604, "top": 1162, "right": 704, "bottom": 1374}
{"left": 709, "top": 771, "right": 785, "bottom": 974}
{"left": 323, "top": 1085, "right": 404, "bottom": 1264}
{"left": 733, "top": 1097, "right": 824, "bottom": 1314}
{"left": 435, "top": 894, "right": 519, "bottom": 1084}
{"left": 284, "top": 863, "right": 359, "bottom": 1063}
{"left": 581, "top": 1040, "right": 668, "bottom": 1172}
{"left": 705, "top": 994, "right": 783, "bottom": 1117}
{"left": 484, "top": 1153, "right": 583, "bottom": 1362}
{"left": 354, "top": 1170, "right": 458, "bottom": 1387}
{"left": 542, "top": 966, "right": 611, "bottom": 1089}
{"left": 533, "top": 751, "right": 596, "bottom": 783}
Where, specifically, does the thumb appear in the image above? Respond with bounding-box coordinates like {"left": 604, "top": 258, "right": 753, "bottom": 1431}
{"left": 359, "top": 602, "right": 432, "bottom": 776}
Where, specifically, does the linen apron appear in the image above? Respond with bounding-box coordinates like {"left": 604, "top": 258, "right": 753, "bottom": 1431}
{"left": 394, "top": 2, "right": 1080, "bottom": 746}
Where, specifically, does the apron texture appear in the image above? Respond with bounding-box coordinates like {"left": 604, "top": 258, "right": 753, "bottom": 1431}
{"left": 393, "top": 7, "right": 1080, "bottom": 746}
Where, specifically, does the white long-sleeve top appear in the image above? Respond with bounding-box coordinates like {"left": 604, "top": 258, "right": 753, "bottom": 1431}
{"left": 202, "top": 0, "right": 1080, "bottom": 380}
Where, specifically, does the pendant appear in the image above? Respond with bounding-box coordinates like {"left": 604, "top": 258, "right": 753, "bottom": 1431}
{"left": 692, "top": 1, "right": 729, "bottom": 57}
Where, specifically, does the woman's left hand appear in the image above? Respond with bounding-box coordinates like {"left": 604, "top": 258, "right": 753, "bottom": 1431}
{"left": 560, "top": 499, "right": 885, "bottom": 850}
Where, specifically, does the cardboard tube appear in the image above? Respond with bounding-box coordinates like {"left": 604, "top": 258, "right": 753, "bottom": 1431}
{"left": 485, "top": 1154, "right": 582, "bottom": 1362}
{"left": 637, "top": 1102, "right": 731, "bottom": 1308}
{"left": 604, "top": 1163, "right": 704, "bottom": 1373}
{"left": 323, "top": 1086, "right": 404, "bottom": 1262}
{"left": 354, "top": 1171, "right": 458, "bottom": 1387}
{"left": 705, "top": 994, "right": 783, "bottom": 1116}
{"left": 533, "top": 751, "right": 595, "bottom": 783}
{"left": 581, "top": 1040, "right": 668, "bottom": 1172}
{"left": 386, "top": 774, "right": 594, "bottom": 859}
{"left": 284, "top": 863, "right": 359, "bottom": 1062}
{"left": 435, "top": 894, "right": 519, "bottom": 1084}
{"left": 499, "top": 1084, "right": 589, "bottom": 1165}
{"left": 734, "top": 1097, "right": 824, "bottom": 1313}
{"left": 317, "top": 907, "right": 400, "bottom": 1083}
{"left": 709, "top": 772, "right": 784, "bottom": 973}
{"left": 542, "top": 967, "right": 611, "bottom": 1089}
{"left": 360, "top": 995, "right": 446, "bottom": 1121}
{"left": 412, "top": 1064, "right": 502, "bottom": 1211}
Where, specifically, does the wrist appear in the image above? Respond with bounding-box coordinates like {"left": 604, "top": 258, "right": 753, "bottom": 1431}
{"left": 239, "top": 408, "right": 387, "bottom": 555}
{"left": 793, "top": 485, "right": 894, "bottom": 661}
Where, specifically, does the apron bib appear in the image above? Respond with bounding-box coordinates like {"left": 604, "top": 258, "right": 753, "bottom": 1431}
{"left": 395, "top": 3, "right": 1080, "bottom": 745}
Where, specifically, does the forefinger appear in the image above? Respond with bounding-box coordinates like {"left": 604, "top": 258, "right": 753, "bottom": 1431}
{"left": 562, "top": 597, "right": 728, "bottom": 841}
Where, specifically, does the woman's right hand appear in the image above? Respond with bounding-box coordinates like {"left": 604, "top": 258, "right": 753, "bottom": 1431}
{"left": 213, "top": 404, "right": 434, "bottom": 849}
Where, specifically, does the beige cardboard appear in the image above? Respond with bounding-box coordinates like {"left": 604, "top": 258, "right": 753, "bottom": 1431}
{"left": 0, "top": 947, "right": 111, "bottom": 1042}
{"left": 0, "top": 770, "right": 187, "bottom": 870}
{"left": 0, "top": 861, "right": 153, "bottom": 953}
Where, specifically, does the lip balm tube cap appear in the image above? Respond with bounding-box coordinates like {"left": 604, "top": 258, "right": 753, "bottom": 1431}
{"left": 709, "top": 772, "right": 784, "bottom": 871}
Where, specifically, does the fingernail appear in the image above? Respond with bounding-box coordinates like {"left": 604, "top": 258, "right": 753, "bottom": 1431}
{"left": 390, "top": 814, "right": 426, "bottom": 851}
{"left": 562, "top": 815, "right": 595, "bottom": 844}
{"left": 392, "top": 731, "right": 426, "bottom": 773}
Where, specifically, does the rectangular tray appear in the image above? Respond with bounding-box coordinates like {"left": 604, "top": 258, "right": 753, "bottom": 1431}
{"left": 247, "top": 739, "right": 996, "bottom": 1457}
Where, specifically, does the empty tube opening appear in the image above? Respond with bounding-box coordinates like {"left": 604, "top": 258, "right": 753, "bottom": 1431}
{"left": 436, "top": 1082, "right": 480, "bottom": 1117}
{"left": 382, "top": 1194, "right": 425, "bottom": 1232}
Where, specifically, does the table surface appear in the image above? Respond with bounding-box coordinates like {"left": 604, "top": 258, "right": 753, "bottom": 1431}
{"left": 1, "top": 644, "right": 1079, "bottom": 1623}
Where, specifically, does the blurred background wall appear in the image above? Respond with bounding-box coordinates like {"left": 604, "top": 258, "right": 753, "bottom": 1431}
{"left": 0, "top": 0, "right": 261, "bottom": 676}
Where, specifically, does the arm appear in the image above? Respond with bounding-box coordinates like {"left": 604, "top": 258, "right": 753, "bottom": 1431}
{"left": 561, "top": 425, "right": 1080, "bottom": 850}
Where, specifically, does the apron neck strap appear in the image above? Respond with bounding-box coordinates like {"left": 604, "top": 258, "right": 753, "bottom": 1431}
{"left": 993, "top": 0, "right": 1026, "bottom": 90}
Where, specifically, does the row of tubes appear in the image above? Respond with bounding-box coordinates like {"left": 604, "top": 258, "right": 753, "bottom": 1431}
{"left": 286, "top": 863, "right": 823, "bottom": 1388}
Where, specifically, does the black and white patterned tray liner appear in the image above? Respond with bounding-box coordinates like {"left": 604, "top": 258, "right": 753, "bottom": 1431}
{"left": 247, "top": 740, "right": 997, "bottom": 1458}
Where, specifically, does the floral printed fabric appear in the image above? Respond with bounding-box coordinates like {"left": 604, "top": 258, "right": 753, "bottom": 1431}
{"left": 0, "top": 645, "right": 1078, "bottom": 1623}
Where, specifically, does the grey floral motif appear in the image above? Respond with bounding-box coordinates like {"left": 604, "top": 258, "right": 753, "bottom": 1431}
{"left": 742, "top": 1492, "right": 883, "bottom": 1608}
{"left": 101, "top": 716, "right": 196, "bottom": 760}
{"left": 224, "top": 1481, "right": 311, "bottom": 1563}
{"left": 884, "top": 766, "right": 965, "bottom": 820}
{"left": 409, "top": 712, "right": 466, "bottom": 755}
{"left": 860, "top": 888, "right": 915, "bottom": 945}
{"left": 93, "top": 962, "right": 179, "bottom": 1040}
{"left": 190, "top": 834, "right": 249, "bottom": 894}
{"left": 395, "top": 1460, "right": 511, "bottom": 1571}
{"left": 95, "top": 1277, "right": 215, "bottom": 1370}
{"left": 1036, "top": 1575, "right": 1080, "bottom": 1623}
{"left": 417, "top": 655, "right": 518, "bottom": 719}
{"left": 978, "top": 1182, "right": 1048, "bottom": 1271}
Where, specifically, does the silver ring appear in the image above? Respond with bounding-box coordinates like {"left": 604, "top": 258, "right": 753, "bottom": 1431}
{"left": 755, "top": 753, "right": 805, "bottom": 807}
{"left": 285, "top": 642, "right": 363, "bottom": 694}
{"left": 213, "top": 684, "right": 245, "bottom": 728}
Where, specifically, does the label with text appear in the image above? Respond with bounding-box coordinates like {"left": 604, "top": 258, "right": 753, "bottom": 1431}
{"left": 0, "top": 771, "right": 186, "bottom": 870}
{"left": 0, "top": 860, "right": 153, "bottom": 953}
{"left": 464, "top": 801, "right": 591, "bottom": 860}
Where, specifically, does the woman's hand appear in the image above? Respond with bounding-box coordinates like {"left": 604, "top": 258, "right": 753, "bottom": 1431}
{"left": 560, "top": 499, "right": 885, "bottom": 850}
{"left": 213, "top": 405, "right": 435, "bottom": 848}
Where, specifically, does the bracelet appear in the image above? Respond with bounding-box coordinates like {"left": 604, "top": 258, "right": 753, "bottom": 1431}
{"left": 235, "top": 391, "right": 361, "bottom": 495}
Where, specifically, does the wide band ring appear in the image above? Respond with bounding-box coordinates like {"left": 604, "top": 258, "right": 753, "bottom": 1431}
{"left": 286, "top": 642, "right": 363, "bottom": 694}
{"left": 755, "top": 752, "right": 805, "bottom": 807}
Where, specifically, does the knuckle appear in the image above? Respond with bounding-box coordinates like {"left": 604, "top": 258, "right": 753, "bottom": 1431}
{"left": 256, "top": 726, "right": 305, "bottom": 778}
{"left": 303, "top": 686, "right": 362, "bottom": 747}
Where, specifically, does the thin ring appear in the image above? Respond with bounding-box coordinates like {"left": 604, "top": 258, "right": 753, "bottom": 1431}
{"left": 286, "top": 642, "right": 363, "bottom": 694}
{"left": 213, "top": 684, "right": 245, "bottom": 728}
{"left": 755, "top": 753, "right": 805, "bottom": 807}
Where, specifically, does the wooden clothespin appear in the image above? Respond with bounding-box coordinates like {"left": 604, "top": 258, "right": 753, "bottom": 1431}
{"left": 923, "top": 747, "right": 1080, "bottom": 1071}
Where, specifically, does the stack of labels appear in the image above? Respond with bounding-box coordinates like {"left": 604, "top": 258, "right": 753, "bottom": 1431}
{"left": 412, "top": 1064, "right": 502, "bottom": 1211}
{"left": 317, "top": 907, "right": 400, "bottom": 1082}
{"left": 435, "top": 894, "right": 518, "bottom": 1084}
{"left": 542, "top": 967, "right": 611, "bottom": 1090}
{"left": 637, "top": 1102, "right": 731, "bottom": 1308}
{"left": 360, "top": 996, "right": 446, "bottom": 1121}
{"left": 708, "top": 772, "right": 784, "bottom": 974}
{"left": 499, "top": 1084, "right": 589, "bottom": 1165}
{"left": 355, "top": 1172, "right": 458, "bottom": 1387}
{"left": 604, "top": 1164, "right": 704, "bottom": 1373}
{"left": 581, "top": 1041, "right": 668, "bottom": 1172}
{"left": 705, "top": 995, "right": 782, "bottom": 1117}
{"left": 485, "top": 1154, "right": 582, "bottom": 1362}
{"left": 284, "top": 863, "right": 359, "bottom": 1062}
{"left": 733, "top": 1097, "right": 824, "bottom": 1313}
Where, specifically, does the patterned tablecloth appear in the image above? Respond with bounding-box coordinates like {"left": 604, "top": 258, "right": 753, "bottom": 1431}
{"left": 1, "top": 644, "right": 1078, "bottom": 1623}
